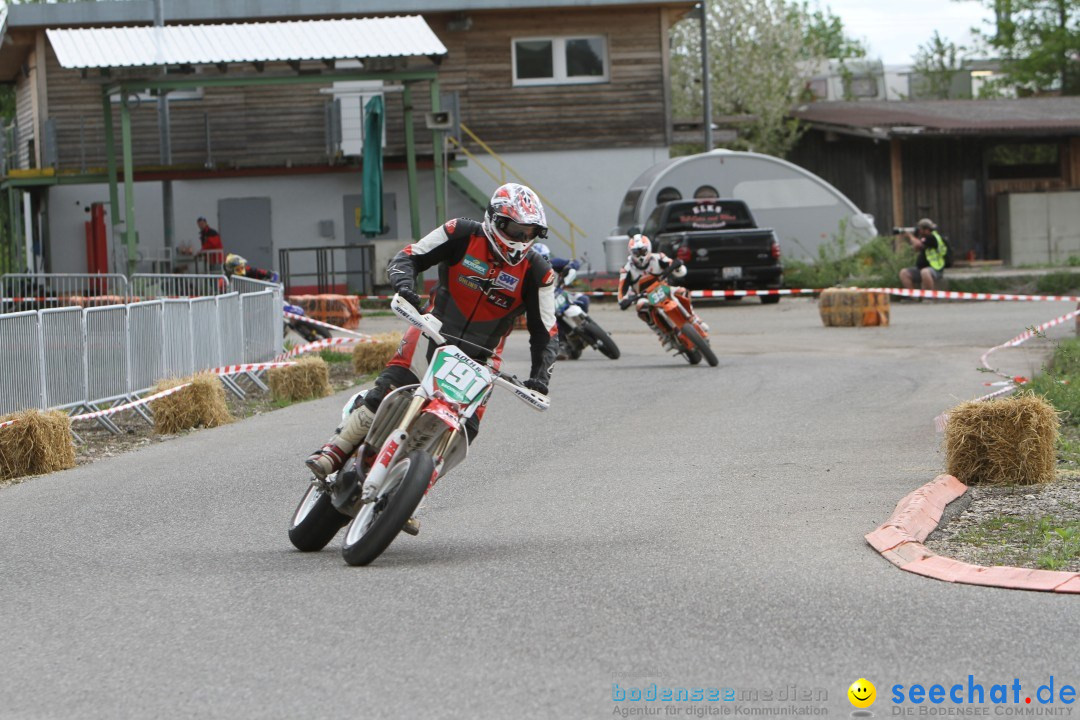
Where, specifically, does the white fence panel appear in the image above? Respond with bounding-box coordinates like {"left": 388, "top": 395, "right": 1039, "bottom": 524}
{"left": 85, "top": 306, "right": 129, "bottom": 403}
{"left": 217, "top": 293, "right": 243, "bottom": 366}
{"left": 241, "top": 290, "right": 277, "bottom": 363}
{"left": 40, "top": 307, "right": 87, "bottom": 410}
{"left": 191, "top": 297, "right": 221, "bottom": 372}
{"left": 0, "top": 310, "right": 45, "bottom": 414}
{"left": 162, "top": 299, "right": 193, "bottom": 379}
{"left": 128, "top": 300, "right": 164, "bottom": 394}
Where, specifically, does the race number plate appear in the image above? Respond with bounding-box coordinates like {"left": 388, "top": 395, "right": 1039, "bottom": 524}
{"left": 722, "top": 267, "right": 742, "bottom": 280}
{"left": 425, "top": 348, "right": 493, "bottom": 405}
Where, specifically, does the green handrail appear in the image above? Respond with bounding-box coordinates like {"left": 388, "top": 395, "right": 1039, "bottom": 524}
{"left": 448, "top": 123, "right": 586, "bottom": 257}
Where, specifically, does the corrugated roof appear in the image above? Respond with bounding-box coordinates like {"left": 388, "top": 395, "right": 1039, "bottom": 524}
{"left": 46, "top": 16, "right": 448, "bottom": 69}
{"left": 792, "top": 98, "right": 1080, "bottom": 137}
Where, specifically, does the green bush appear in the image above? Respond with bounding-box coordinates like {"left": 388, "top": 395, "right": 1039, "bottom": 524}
{"left": 1036, "top": 272, "right": 1080, "bottom": 296}
{"left": 1026, "top": 338, "right": 1080, "bottom": 426}
{"left": 947, "top": 277, "right": 1013, "bottom": 294}
{"left": 783, "top": 232, "right": 913, "bottom": 289}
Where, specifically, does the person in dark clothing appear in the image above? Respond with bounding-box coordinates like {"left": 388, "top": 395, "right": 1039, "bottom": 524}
{"left": 305, "top": 182, "right": 559, "bottom": 480}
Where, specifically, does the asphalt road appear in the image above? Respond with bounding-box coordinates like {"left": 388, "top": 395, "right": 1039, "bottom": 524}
{"left": 1, "top": 298, "right": 1077, "bottom": 719}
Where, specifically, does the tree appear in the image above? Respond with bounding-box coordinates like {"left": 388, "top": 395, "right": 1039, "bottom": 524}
{"left": 911, "top": 31, "right": 970, "bottom": 98}
{"left": 963, "top": 0, "right": 1080, "bottom": 95}
{"left": 670, "top": 0, "right": 866, "bottom": 157}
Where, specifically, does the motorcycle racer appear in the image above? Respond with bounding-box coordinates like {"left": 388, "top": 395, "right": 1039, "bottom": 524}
{"left": 305, "top": 183, "right": 559, "bottom": 480}
{"left": 617, "top": 234, "right": 706, "bottom": 331}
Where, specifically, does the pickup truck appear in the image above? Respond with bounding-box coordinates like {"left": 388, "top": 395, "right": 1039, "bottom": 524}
{"left": 640, "top": 199, "right": 783, "bottom": 303}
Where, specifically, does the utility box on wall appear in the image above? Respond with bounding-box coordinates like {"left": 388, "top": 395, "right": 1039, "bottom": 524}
{"left": 998, "top": 191, "right": 1080, "bottom": 265}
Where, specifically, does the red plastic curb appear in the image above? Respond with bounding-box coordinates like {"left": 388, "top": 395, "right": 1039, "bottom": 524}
{"left": 866, "top": 474, "right": 1080, "bottom": 593}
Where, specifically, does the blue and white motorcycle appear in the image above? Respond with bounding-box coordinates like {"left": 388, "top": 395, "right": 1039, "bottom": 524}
{"left": 555, "top": 286, "right": 620, "bottom": 360}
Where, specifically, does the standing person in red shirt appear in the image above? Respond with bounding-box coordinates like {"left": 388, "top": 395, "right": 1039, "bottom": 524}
{"left": 196, "top": 216, "right": 225, "bottom": 267}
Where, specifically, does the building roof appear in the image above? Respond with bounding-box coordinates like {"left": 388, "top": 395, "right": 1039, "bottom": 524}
{"left": 792, "top": 98, "right": 1080, "bottom": 138}
{"left": 5, "top": 0, "right": 695, "bottom": 28}
{"left": 46, "top": 16, "right": 446, "bottom": 69}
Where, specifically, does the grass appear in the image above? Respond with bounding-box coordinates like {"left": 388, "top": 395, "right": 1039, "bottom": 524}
{"left": 783, "top": 234, "right": 914, "bottom": 289}
{"left": 951, "top": 515, "right": 1080, "bottom": 570}
{"left": 319, "top": 349, "right": 353, "bottom": 364}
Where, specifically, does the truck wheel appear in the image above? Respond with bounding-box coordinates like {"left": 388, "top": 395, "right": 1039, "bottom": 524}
{"left": 761, "top": 295, "right": 781, "bottom": 305}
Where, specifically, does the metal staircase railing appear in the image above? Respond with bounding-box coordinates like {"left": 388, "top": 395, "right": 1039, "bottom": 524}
{"left": 447, "top": 123, "right": 585, "bottom": 257}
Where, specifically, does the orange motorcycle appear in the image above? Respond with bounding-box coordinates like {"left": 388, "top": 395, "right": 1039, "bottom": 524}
{"left": 620, "top": 268, "right": 718, "bottom": 367}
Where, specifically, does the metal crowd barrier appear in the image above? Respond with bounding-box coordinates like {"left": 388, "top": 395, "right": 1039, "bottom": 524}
{"left": 1, "top": 273, "right": 130, "bottom": 313}
{"left": 0, "top": 290, "right": 283, "bottom": 421}
{"left": 130, "top": 273, "right": 228, "bottom": 300}
{"left": 0, "top": 310, "right": 46, "bottom": 413}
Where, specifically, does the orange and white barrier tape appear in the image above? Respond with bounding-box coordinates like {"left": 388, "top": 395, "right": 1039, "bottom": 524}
{"left": 69, "top": 382, "right": 194, "bottom": 422}
{"left": 861, "top": 287, "right": 1080, "bottom": 303}
{"left": 274, "top": 335, "right": 367, "bottom": 361}
{"left": 284, "top": 311, "right": 371, "bottom": 339}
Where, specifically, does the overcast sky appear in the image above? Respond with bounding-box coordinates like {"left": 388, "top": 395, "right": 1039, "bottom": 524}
{"left": 820, "top": 0, "right": 997, "bottom": 65}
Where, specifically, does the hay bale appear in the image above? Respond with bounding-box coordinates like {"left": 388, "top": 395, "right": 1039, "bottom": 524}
{"left": 944, "top": 394, "right": 1059, "bottom": 486}
{"left": 268, "top": 356, "right": 332, "bottom": 402}
{"left": 352, "top": 332, "right": 402, "bottom": 375}
{"left": 0, "top": 410, "right": 76, "bottom": 482}
{"left": 818, "top": 288, "right": 890, "bottom": 327}
{"left": 151, "top": 374, "right": 233, "bottom": 435}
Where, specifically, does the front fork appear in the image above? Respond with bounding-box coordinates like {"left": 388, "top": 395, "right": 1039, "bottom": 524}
{"left": 359, "top": 395, "right": 425, "bottom": 504}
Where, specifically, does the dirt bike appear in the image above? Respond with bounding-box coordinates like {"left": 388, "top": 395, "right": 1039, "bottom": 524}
{"left": 555, "top": 286, "right": 620, "bottom": 360}
{"left": 619, "top": 266, "right": 718, "bottom": 367}
{"left": 284, "top": 303, "right": 333, "bottom": 343}
{"left": 288, "top": 294, "right": 550, "bottom": 566}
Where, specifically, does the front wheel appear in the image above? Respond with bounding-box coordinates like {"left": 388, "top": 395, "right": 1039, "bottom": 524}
{"left": 760, "top": 295, "right": 781, "bottom": 305}
{"left": 340, "top": 451, "right": 434, "bottom": 566}
{"left": 581, "top": 319, "right": 620, "bottom": 359}
{"left": 288, "top": 484, "right": 351, "bottom": 552}
{"left": 681, "top": 324, "right": 719, "bottom": 367}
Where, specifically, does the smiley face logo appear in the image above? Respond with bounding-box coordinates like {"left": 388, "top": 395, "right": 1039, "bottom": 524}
{"left": 848, "top": 679, "right": 876, "bottom": 708}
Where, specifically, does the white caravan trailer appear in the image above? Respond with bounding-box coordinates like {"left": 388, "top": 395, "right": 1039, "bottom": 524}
{"left": 605, "top": 149, "right": 877, "bottom": 270}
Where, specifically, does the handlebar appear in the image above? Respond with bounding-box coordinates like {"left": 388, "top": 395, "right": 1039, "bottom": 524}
{"left": 390, "top": 294, "right": 548, "bottom": 412}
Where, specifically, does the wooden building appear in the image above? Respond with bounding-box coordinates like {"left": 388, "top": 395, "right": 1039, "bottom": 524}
{"left": 788, "top": 98, "right": 1080, "bottom": 261}
{"left": 0, "top": 0, "right": 695, "bottom": 281}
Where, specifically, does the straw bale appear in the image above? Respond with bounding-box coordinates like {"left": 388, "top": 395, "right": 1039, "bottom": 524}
{"left": 944, "top": 394, "right": 1059, "bottom": 486}
{"left": 268, "top": 356, "right": 332, "bottom": 402}
{"left": 151, "top": 374, "right": 233, "bottom": 435}
{"left": 818, "top": 288, "right": 890, "bottom": 327}
{"left": 0, "top": 410, "right": 76, "bottom": 482}
{"left": 352, "top": 332, "right": 402, "bottom": 375}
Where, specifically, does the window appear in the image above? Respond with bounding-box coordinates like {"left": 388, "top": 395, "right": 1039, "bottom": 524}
{"left": 656, "top": 187, "right": 682, "bottom": 204}
{"left": 617, "top": 188, "right": 643, "bottom": 230}
{"left": 332, "top": 60, "right": 386, "bottom": 156}
{"left": 513, "top": 36, "right": 608, "bottom": 86}
{"left": 693, "top": 185, "right": 719, "bottom": 200}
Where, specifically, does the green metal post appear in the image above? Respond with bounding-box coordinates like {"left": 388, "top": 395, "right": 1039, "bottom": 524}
{"left": 9, "top": 187, "right": 22, "bottom": 272}
{"left": 430, "top": 79, "right": 446, "bottom": 226}
{"left": 102, "top": 89, "right": 121, "bottom": 246}
{"left": 119, "top": 91, "right": 137, "bottom": 276}
{"left": 402, "top": 83, "right": 421, "bottom": 239}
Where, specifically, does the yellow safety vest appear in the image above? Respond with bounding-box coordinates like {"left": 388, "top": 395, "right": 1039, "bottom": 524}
{"left": 925, "top": 231, "right": 947, "bottom": 272}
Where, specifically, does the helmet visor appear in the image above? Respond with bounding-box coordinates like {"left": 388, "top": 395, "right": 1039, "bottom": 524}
{"left": 495, "top": 216, "right": 546, "bottom": 241}
{"left": 631, "top": 246, "right": 650, "bottom": 258}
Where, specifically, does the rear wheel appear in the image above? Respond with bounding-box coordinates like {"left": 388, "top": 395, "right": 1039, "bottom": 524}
{"left": 681, "top": 324, "right": 719, "bottom": 367}
{"left": 760, "top": 295, "right": 781, "bottom": 305}
{"left": 340, "top": 451, "right": 433, "bottom": 566}
{"left": 288, "top": 484, "right": 351, "bottom": 552}
{"left": 581, "top": 319, "right": 620, "bottom": 359}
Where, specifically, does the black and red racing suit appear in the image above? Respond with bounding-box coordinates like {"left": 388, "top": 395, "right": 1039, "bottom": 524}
{"left": 368, "top": 218, "right": 559, "bottom": 438}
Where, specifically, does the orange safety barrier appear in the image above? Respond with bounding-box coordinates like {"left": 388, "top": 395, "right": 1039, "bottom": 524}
{"left": 287, "top": 294, "right": 363, "bottom": 330}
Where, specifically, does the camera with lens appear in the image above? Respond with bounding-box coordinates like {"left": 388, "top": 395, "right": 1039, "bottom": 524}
{"left": 892, "top": 226, "right": 917, "bottom": 235}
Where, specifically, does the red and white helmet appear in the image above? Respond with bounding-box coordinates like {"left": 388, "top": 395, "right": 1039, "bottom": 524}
{"left": 628, "top": 233, "right": 652, "bottom": 269}
{"left": 483, "top": 183, "right": 548, "bottom": 266}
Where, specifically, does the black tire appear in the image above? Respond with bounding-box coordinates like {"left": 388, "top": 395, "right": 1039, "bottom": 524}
{"left": 760, "top": 295, "right": 781, "bottom": 305}
{"left": 581, "top": 319, "right": 620, "bottom": 359}
{"left": 288, "top": 484, "right": 351, "bottom": 552}
{"left": 724, "top": 296, "right": 743, "bottom": 302}
{"left": 315, "top": 324, "right": 334, "bottom": 340}
{"left": 685, "top": 348, "right": 703, "bottom": 365}
{"left": 340, "top": 451, "right": 433, "bottom": 566}
{"left": 682, "top": 324, "right": 719, "bottom": 367}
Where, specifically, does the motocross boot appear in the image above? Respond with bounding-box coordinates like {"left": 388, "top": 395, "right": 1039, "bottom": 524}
{"left": 305, "top": 405, "right": 377, "bottom": 480}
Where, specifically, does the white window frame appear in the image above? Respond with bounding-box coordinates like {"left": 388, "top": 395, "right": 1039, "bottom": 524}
{"left": 512, "top": 35, "right": 609, "bottom": 87}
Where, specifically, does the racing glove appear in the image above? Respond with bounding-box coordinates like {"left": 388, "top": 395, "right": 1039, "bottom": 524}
{"left": 396, "top": 287, "right": 426, "bottom": 313}
{"left": 522, "top": 378, "right": 549, "bottom": 395}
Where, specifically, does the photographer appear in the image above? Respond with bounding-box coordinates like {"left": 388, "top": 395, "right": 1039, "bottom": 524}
{"left": 897, "top": 218, "right": 948, "bottom": 292}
